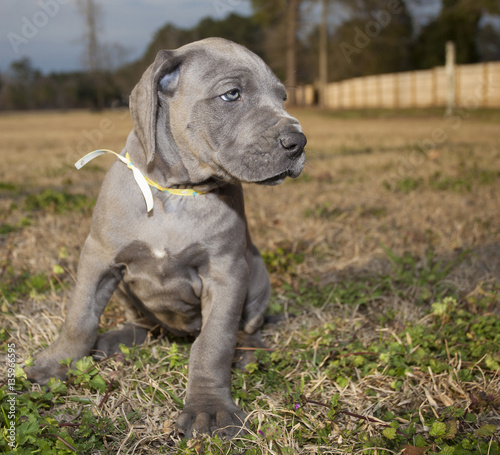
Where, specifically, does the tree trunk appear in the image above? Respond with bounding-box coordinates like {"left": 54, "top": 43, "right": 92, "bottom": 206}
{"left": 78, "top": 0, "right": 104, "bottom": 110}
{"left": 286, "top": 0, "right": 299, "bottom": 106}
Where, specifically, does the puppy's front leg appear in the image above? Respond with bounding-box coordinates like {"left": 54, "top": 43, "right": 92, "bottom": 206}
{"left": 176, "top": 260, "right": 249, "bottom": 439}
{"left": 26, "top": 236, "right": 120, "bottom": 385}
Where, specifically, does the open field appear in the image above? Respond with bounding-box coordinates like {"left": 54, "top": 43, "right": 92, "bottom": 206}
{"left": 1, "top": 108, "right": 499, "bottom": 454}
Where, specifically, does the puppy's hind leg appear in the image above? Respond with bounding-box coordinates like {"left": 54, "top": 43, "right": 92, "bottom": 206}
{"left": 234, "top": 330, "right": 268, "bottom": 369}
{"left": 234, "top": 244, "right": 271, "bottom": 369}
{"left": 92, "top": 323, "right": 150, "bottom": 359}
{"left": 92, "top": 287, "right": 157, "bottom": 359}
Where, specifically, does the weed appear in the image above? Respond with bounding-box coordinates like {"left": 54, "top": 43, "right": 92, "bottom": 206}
{"left": 360, "top": 206, "right": 387, "bottom": 218}
{"left": 0, "top": 218, "right": 31, "bottom": 237}
{"left": 380, "top": 245, "right": 463, "bottom": 303}
{"left": 2, "top": 281, "right": 498, "bottom": 453}
{"left": 0, "top": 269, "right": 63, "bottom": 303}
{"left": 262, "top": 247, "right": 304, "bottom": 278}
{"left": 387, "top": 177, "right": 424, "bottom": 193}
{"left": 337, "top": 145, "right": 373, "bottom": 156}
{"left": 24, "top": 189, "right": 95, "bottom": 214}
{"left": 304, "top": 203, "right": 387, "bottom": 220}
{"left": 276, "top": 245, "right": 462, "bottom": 317}
{"left": 304, "top": 202, "right": 346, "bottom": 219}
{"left": 429, "top": 171, "right": 471, "bottom": 192}
{"left": 0, "top": 358, "right": 116, "bottom": 454}
{"left": 0, "top": 224, "right": 16, "bottom": 235}
{"left": 386, "top": 165, "right": 500, "bottom": 194}
{"left": 0, "top": 182, "right": 18, "bottom": 192}
{"left": 266, "top": 291, "right": 499, "bottom": 454}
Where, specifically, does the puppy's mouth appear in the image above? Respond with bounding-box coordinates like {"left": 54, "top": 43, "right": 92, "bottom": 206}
{"left": 255, "top": 167, "right": 304, "bottom": 186}
{"left": 255, "top": 170, "right": 290, "bottom": 186}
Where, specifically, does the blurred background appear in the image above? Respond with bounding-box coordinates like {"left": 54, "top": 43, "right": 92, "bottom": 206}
{"left": 1, "top": 0, "right": 499, "bottom": 111}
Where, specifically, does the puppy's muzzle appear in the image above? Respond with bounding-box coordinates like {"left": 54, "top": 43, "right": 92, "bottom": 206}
{"left": 255, "top": 131, "right": 306, "bottom": 185}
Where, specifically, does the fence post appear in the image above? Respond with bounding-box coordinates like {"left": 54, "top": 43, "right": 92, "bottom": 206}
{"left": 377, "top": 75, "right": 382, "bottom": 107}
{"left": 445, "top": 41, "right": 456, "bottom": 114}
{"left": 432, "top": 67, "right": 438, "bottom": 106}
{"left": 349, "top": 80, "right": 355, "bottom": 108}
{"left": 482, "top": 63, "right": 489, "bottom": 107}
{"left": 411, "top": 71, "right": 417, "bottom": 107}
{"left": 394, "top": 73, "right": 399, "bottom": 108}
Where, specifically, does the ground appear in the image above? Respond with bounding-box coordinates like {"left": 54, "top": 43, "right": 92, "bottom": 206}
{"left": 0, "top": 108, "right": 499, "bottom": 454}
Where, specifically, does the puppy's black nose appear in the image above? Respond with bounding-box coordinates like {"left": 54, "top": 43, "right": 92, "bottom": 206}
{"left": 280, "top": 132, "right": 307, "bottom": 159}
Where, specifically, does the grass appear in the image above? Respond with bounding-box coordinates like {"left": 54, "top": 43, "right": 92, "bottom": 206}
{"left": 308, "top": 107, "right": 500, "bottom": 121}
{"left": 0, "top": 108, "right": 499, "bottom": 454}
{"left": 386, "top": 167, "right": 500, "bottom": 194}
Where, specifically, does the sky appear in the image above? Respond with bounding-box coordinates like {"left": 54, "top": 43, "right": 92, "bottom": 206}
{"left": 1, "top": 0, "right": 253, "bottom": 74}
{"left": 2, "top": 0, "right": 473, "bottom": 76}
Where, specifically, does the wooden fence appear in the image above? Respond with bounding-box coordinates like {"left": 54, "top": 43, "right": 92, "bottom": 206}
{"left": 296, "top": 61, "right": 500, "bottom": 109}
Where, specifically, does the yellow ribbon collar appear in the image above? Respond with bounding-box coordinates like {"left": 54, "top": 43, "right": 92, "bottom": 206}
{"left": 75, "top": 149, "right": 208, "bottom": 212}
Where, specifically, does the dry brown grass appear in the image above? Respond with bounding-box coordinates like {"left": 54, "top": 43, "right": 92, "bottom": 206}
{"left": 1, "top": 108, "right": 499, "bottom": 454}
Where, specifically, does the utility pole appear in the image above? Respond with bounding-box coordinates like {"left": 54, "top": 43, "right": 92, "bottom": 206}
{"left": 319, "top": 0, "right": 328, "bottom": 107}
{"left": 445, "top": 41, "right": 456, "bottom": 115}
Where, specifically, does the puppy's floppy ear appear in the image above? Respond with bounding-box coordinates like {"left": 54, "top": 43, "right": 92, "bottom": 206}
{"left": 159, "top": 66, "right": 180, "bottom": 93}
{"left": 129, "top": 49, "right": 182, "bottom": 165}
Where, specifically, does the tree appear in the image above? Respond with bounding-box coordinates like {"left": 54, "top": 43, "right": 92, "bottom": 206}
{"left": 477, "top": 22, "right": 500, "bottom": 62}
{"left": 76, "top": 0, "right": 128, "bottom": 109}
{"left": 77, "top": 0, "right": 102, "bottom": 72}
{"left": 146, "top": 13, "right": 264, "bottom": 57}
{"left": 117, "top": 13, "right": 266, "bottom": 98}
{"left": 76, "top": 0, "right": 104, "bottom": 109}
{"left": 5, "top": 58, "right": 41, "bottom": 109}
{"left": 251, "top": 0, "right": 307, "bottom": 105}
{"left": 328, "top": 0, "right": 414, "bottom": 80}
{"left": 413, "top": 0, "right": 500, "bottom": 68}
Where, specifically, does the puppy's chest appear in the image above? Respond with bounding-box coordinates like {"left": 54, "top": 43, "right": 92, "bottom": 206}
{"left": 115, "top": 240, "right": 204, "bottom": 308}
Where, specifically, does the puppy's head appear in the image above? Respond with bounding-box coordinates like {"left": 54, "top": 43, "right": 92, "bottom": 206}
{"left": 130, "top": 38, "right": 306, "bottom": 186}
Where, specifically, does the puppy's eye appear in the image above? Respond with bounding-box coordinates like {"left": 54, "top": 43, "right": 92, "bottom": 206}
{"left": 220, "top": 89, "right": 241, "bottom": 102}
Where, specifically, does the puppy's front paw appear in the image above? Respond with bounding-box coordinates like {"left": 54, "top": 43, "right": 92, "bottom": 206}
{"left": 176, "top": 400, "right": 248, "bottom": 439}
{"left": 25, "top": 357, "right": 68, "bottom": 385}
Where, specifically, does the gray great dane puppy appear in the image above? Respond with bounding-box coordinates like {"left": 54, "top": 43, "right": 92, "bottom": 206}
{"left": 26, "top": 38, "right": 306, "bottom": 438}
